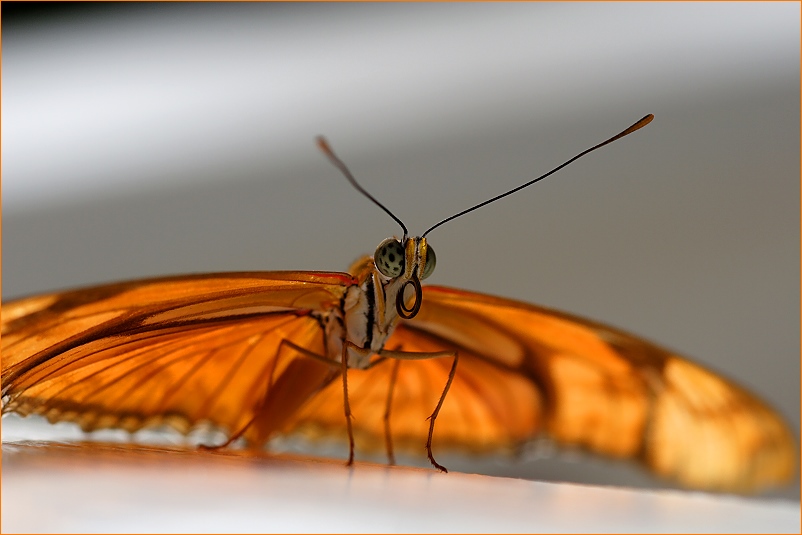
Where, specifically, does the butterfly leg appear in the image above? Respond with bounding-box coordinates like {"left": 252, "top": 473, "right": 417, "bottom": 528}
{"left": 361, "top": 355, "right": 399, "bottom": 465}
{"left": 338, "top": 341, "right": 374, "bottom": 466}
{"left": 383, "top": 359, "right": 401, "bottom": 466}
{"left": 199, "top": 345, "right": 285, "bottom": 451}
{"left": 201, "top": 338, "right": 340, "bottom": 451}
{"left": 278, "top": 339, "right": 376, "bottom": 468}
{"left": 279, "top": 339, "right": 374, "bottom": 467}
{"left": 200, "top": 410, "right": 261, "bottom": 451}
{"left": 378, "top": 348, "right": 459, "bottom": 473}
{"left": 341, "top": 343, "right": 354, "bottom": 466}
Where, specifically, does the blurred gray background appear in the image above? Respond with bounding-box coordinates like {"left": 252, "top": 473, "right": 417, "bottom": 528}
{"left": 2, "top": 2, "right": 799, "bottom": 501}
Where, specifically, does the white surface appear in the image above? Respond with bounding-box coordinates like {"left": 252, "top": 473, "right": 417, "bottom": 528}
{"left": 2, "top": 2, "right": 800, "bottom": 528}
{"left": 2, "top": 440, "right": 799, "bottom": 534}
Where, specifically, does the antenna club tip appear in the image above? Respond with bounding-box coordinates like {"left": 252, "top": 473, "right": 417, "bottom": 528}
{"left": 619, "top": 113, "right": 655, "bottom": 138}
{"left": 632, "top": 114, "right": 655, "bottom": 131}
{"left": 316, "top": 136, "right": 337, "bottom": 158}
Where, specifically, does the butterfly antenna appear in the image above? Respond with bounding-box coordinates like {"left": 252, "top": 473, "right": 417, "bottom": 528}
{"left": 422, "top": 114, "right": 654, "bottom": 237}
{"left": 317, "top": 136, "right": 409, "bottom": 240}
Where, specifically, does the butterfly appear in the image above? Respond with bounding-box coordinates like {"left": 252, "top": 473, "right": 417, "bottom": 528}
{"left": 1, "top": 114, "right": 795, "bottom": 493}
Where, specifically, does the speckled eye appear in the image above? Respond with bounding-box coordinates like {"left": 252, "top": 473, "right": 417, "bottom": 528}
{"left": 374, "top": 238, "right": 405, "bottom": 278}
{"left": 421, "top": 244, "right": 436, "bottom": 280}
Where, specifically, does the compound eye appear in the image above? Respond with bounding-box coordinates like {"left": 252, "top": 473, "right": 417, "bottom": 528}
{"left": 374, "top": 238, "right": 405, "bottom": 278}
{"left": 421, "top": 244, "right": 436, "bottom": 279}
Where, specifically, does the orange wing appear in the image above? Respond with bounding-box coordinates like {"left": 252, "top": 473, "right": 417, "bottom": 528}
{"left": 2, "top": 272, "right": 352, "bottom": 443}
{"left": 284, "top": 285, "right": 796, "bottom": 493}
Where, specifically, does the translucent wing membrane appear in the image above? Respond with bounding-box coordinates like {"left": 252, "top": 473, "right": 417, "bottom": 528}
{"left": 286, "top": 326, "right": 542, "bottom": 454}
{"left": 285, "top": 286, "right": 796, "bottom": 492}
{"left": 2, "top": 274, "right": 795, "bottom": 492}
{"left": 2, "top": 272, "right": 351, "bottom": 441}
{"left": 408, "top": 287, "right": 797, "bottom": 492}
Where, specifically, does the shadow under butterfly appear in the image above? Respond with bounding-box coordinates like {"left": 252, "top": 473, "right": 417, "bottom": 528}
{"left": 2, "top": 114, "right": 796, "bottom": 493}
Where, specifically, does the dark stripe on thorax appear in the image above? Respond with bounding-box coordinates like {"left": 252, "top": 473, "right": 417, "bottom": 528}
{"left": 364, "top": 278, "right": 375, "bottom": 349}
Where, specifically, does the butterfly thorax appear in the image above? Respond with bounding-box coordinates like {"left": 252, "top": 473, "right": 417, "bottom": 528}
{"left": 322, "top": 237, "right": 434, "bottom": 370}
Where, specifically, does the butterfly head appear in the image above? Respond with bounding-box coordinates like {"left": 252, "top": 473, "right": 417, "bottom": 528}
{"left": 374, "top": 236, "right": 436, "bottom": 281}
{"left": 373, "top": 236, "right": 436, "bottom": 319}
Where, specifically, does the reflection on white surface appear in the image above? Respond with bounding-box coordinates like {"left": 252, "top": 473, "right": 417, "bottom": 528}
{"left": 3, "top": 415, "right": 800, "bottom": 533}
{"left": 2, "top": 440, "right": 799, "bottom": 534}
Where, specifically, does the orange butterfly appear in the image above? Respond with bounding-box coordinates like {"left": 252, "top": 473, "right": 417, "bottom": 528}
{"left": 1, "top": 115, "right": 795, "bottom": 493}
